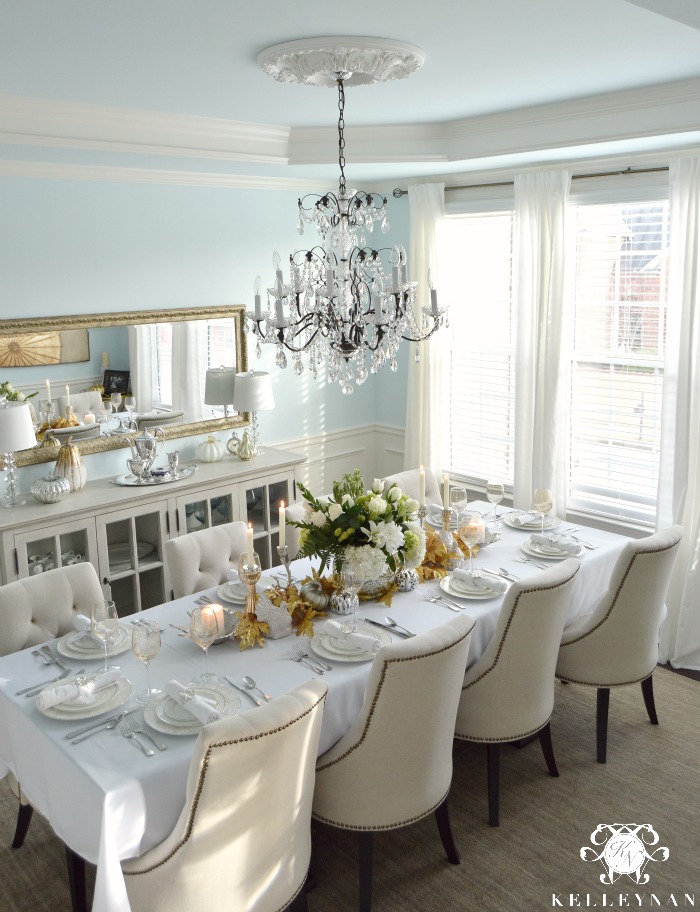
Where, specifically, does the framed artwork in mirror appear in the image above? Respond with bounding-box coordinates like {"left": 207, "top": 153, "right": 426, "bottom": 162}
{"left": 103, "top": 370, "right": 130, "bottom": 395}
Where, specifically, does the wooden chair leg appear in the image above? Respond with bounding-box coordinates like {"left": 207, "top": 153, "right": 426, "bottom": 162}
{"left": 11, "top": 803, "right": 33, "bottom": 848}
{"left": 358, "top": 832, "right": 374, "bottom": 912}
{"left": 65, "top": 846, "right": 88, "bottom": 912}
{"left": 486, "top": 743, "right": 500, "bottom": 827}
{"left": 434, "top": 795, "right": 460, "bottom": 864}
{"left": 596, "top": 687, "right": 610, "bottom": 764}
{"left": 287, "top": 881, "right": 309, "bottom": 912}
{"left": 538, "top": 722, "right": 559, "bottom": 777}
{"left": 641, "top": 675, "right": 659, "bottom": 725}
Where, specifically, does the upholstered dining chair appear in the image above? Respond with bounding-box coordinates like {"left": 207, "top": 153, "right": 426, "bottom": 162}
{"left": 383, "top": 466, "right": 442, "bottom": 506}
{"left": 56, "top": 390, "right": 104, "bottom": 422}
{"left": 137, "top": 410, "right": 185, "bottom": 429}
{"left": 312, "top": 615, "right": 474, "bottom": 912}
{"left": 0, "top": 562, "right": 105, "bottom": 912}
{"left": 555, "top": 524, "right": 683, "bottom": 763}
{"left": 122, "top": 680, "right": 328, "bottom": 912}
{"left": 454, "top": 559, "right": 580, "bottom": 827}
{"left": 284, "top": 501, "right": 308, "bottom": 559}
{"left": 164, "top": 520, "right": 249, "bottom": 599}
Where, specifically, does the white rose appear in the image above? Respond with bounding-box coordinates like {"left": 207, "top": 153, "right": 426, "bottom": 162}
{"left": 16, "top": 392, "right": 25, "bottom": 401}
{"left": 386, "top": 485, "right": 401, "bottom": 502}
{"left": 310, "top": 510, "right": 327, "bottom": 527}
{"left": 341, "top": 493, "right": 354, "bottom": 507}
{"left": 328, "top": 502, "right": 344, "bottom": 521}
{"left": 368, "top": 495, "right": 388, "bottom": 516}
{"left": 371, "top": 478, "right": 384, "bottom": 494}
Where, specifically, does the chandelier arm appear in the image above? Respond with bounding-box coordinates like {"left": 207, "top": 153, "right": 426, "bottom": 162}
{"left": 401, "top": 321, "right": 443, "bottom": 344}
{"left": 337, "top": 78, "right": 346, "bottom": 194}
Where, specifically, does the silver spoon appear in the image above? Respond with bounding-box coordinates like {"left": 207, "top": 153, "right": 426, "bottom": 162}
{"left": 32, "top": 649, "right": 55, "bottom": 664}
{"left": 384, "top": 617, "right": 416, "bottom": 638}
{"left": 242, "top": 675, "right": 271, "bottom": 702}
{"left": 498, "top": 567, "right": 520, "bottom": 580}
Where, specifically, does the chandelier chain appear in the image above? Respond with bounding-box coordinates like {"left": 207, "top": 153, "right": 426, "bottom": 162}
{"left": 337, "top": 79, "right": 346, "bottom": 194}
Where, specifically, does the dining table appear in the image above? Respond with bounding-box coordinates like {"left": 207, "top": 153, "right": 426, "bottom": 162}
{"left": 0, "top": 503, "right": 634, "bottom": 912}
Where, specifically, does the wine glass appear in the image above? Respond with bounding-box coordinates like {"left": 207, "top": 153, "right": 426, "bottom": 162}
{"left": 449, "top": 485, "right": 468, "bottom": 517}
{"left": 110, "top": 392, "right": 122, "bottom": 417}
{"left": 124, "top": 395, "right": 136, "bottom": 422}
{"left": 457, "top": 511, "right": 485, "bottom": 577}
{"left": 486, "top": 480, "right": 505, "bottom": 526}
{"left": 41, "top": 399, "right": 56, "bottom": 428}
{"left": 533, "top": 488, "right": 553, "bottom": 534}
{"left": 339, "top": 565, "right": 365, "bottom": 633}
{"left": 91, "top": 600, "right": 120, "bottom": 673}
{"left": 131, "top": 619, "right": 162, "bottom": 703}
{"left": 189, "top": 605, "right": 220, "bottom": 680}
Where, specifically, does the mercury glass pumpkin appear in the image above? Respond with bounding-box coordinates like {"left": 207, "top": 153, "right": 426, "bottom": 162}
{"left": 30, "top": 474, "right": 71, "bottom": 504}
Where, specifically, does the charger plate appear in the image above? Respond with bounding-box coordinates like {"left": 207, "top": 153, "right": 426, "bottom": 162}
{"left": 37, "top": 675, "right": 132, "bottom": 721}
{"left": 439, "top": 576, "right": 502, "bottom": 601}
{"left": 310, "top": 622, "right": 390, "bottom": 663}
{"left": 503, "top": 512, "right": 561, "bottom": 531}
{"left": 144, "top": 683, "right": 240, "bottom": 736}
{"left": 56, "top": 624, "right": 132, "bottom": 660}
{"left": 522, "top": 540, "right": 585, "bottom": 561}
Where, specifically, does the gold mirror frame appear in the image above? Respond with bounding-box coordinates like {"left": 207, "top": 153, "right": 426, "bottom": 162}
{"left": 2, "top": 306, "right": 249, "bottom": 467}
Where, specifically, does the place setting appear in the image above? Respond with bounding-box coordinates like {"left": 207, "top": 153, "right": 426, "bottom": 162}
{"left": 309, "top": 619, "right": 390, "bottom": 664}
{"left": 520, "top": 532, "right": 586, "bottom": 561}
{"left": 56, "top": 601, "right": 132, "bottom": 663}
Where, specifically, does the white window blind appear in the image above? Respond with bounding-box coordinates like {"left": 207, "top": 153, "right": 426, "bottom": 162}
{"left": 440, "top": 211, "right": 516, "bottom": 486}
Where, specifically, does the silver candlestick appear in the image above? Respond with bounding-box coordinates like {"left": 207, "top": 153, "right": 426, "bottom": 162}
{"left": 276, "top": 544, "right": 293, "bottom": 590}
{"left": 417, "top": 504, "right": 428, "bottom": 529}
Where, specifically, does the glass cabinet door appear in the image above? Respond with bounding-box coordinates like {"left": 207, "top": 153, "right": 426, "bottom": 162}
{"left": 14, "top": 519, "right": 98, "bottom": 579}
{"left": 239, "top": 474, "right": 292, "bottom": 570}
{"left": 174, "top": 486, "right": 235, "bottom": 535}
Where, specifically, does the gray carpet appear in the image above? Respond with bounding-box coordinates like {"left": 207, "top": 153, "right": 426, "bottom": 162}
{"left": 2, "top": 666, "right": 699, "bottom": 911}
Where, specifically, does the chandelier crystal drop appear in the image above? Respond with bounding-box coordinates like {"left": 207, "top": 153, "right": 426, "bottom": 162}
{"left": 249, "top": 39, "right": 446, "bottom": 394}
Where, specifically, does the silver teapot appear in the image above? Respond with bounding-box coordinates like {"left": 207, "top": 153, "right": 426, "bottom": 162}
{"left": 129, "top": 426, "right": 165, "bottom": 478}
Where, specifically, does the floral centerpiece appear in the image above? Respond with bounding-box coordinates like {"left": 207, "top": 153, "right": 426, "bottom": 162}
{"left": 0, "top": 381, "right": 37, "bottom": 403}
{"left": 290, "top": 469, "right": 426, "bottom": 587}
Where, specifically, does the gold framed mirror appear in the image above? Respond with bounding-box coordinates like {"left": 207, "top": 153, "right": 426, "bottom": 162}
{"left": 1, "top": 306, "right": 248, "bottom": 466}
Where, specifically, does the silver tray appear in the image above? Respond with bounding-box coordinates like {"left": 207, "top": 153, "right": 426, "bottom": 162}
{"left": 110, "top": 465, "right": 197, "bottom": 487}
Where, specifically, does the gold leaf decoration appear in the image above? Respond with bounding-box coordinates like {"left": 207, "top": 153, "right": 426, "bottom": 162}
{"left": 234, "top": 613, "right": 269, "bottom": 650}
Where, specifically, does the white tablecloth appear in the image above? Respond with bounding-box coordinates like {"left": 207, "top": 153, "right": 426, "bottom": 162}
{"left": 0, "top": 506, "right": 632, "bottom": 912}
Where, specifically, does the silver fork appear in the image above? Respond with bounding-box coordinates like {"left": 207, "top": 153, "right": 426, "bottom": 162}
{"left": 297, "top": 649, "right": 332, "bottom": 672}
{"left": 515, "top": 555, "right": 548, "bottom": 570}
{"left": 118, "top": 717, "right": 154, "bottom": 756}
{"left": 289, "top": 647, "right": 326, "bottom": 675}
{"left": 123, "top": 713, "right": 167, "bottom": 751}
{"left": 425, "top": 594, "right": 461, "bottom": 612}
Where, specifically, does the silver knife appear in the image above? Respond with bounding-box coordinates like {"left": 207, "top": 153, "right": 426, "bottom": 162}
{"left": 16, "top": 667, "right": 73, "bottom": 696}
{"left": 64, "top": 708, "right": 136, "bottom": 740}
{"left": 225, "top": 676, "right": 264, "bottom": 707}
{"left": 361, "top": 618, "right": 415, "bottom": 638}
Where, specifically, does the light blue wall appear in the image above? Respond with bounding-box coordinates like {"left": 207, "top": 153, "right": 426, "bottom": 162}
{"left": 0, "top": 176, "right": 411, "bottom": 478}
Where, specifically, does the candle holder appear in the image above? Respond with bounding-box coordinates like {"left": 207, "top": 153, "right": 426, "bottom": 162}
{"left": 417, "top": 504, "right": 428, "bottom": 529}
{"left": 439, "top": 507, "right": 461, "bottom": 570}
{"left": 276, "top": 544, "right": 293, "bottom": 590}
{"left": 41, "top": 399, "right": 56, "bottom": 428}
{"left": 237, "top": 552, "right": 262, "bottom": 619}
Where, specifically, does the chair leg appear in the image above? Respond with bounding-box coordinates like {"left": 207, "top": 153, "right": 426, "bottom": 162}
{"left": 434, "top": 796, "right": 460, "bottom": 864}
{"left": 596, "top": 687, "right": 610, "bottom": 764}
{"left": 287, "top": 881, "right": 309, "bottom": 912}
{"left": 65, "top": 846, "right": 88, "bottom": 912}
{"left": 486, "top": 743, "right": 500, "bottom": 827}
{"left": 538, "top": 722, "right": 559, "bottom": 777}
{"left": 358, "top": 832, "right": 374, "bottom": 912}
{"left": 11, "top": 803, "right": 33, "bottom": 849}
{"left": 641, "top": 675, "right": 659, "bottom": 725}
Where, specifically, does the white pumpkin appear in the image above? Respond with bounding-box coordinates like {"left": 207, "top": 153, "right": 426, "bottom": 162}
{"left": 197, "top": 435, "right": 225, "bottom": 463}
{"left": 53, "top": 437, "right": 88, "bottom": 491}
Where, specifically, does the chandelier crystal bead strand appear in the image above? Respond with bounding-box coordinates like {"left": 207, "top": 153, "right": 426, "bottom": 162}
{"left": 250, "top": 37, "right": 447, "bottom": 394}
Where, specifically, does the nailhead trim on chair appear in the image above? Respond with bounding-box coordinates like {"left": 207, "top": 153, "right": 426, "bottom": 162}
{"left": 454, "top": 717, "right": 552, "bottom": 744}
{"left": 312, "top": 787, "right": 451, "bottom": 832}
{"left": 461, "top": 566, "right": 580, "bottom": 693}
{"left": 315, "top": 621, "right": 475, "bottom": 774}
{"left": 124, "top": 690, "right": 327, "bottom": 881}
{"left": 556, "top": 672, "right": 653, "bottom": 687}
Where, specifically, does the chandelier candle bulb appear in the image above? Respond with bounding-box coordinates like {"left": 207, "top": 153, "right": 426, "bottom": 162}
{"left": 274, "top": 300, "right": 285, "bottom": 323}
{"left": 325, "top": 265, "right": 334, "bottom": 296}
{"left": 279, "top": 502, "right": 286, "bottom": 548}
{"left": 254, "top": 276, "right": 262, "bottom": 319}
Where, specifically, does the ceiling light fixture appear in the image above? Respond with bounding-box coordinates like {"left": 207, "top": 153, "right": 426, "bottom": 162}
{"left": 249, "top": 37, "right": 447, "bottom": 395}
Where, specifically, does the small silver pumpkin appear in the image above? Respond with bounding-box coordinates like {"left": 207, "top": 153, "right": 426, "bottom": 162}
{"left": 299, "top": 580, "right": 330, "bottom": 611}
{"left": 395, "top": 568, "right": 419, "bottom": 591}
{"left": 30, "top": 475, "right": 71, "bottom": 504}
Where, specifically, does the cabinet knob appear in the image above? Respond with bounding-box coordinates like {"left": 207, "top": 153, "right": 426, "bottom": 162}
{"left": 102, "top": 576, "right": 111, "bottom": 586}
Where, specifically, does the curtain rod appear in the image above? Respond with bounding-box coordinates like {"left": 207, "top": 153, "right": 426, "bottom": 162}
{"left": 391, "top": 165, "right": 670, "bottom": 198}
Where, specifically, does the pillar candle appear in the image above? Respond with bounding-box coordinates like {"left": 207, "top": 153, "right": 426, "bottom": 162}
{"left": 246, "top": 523, "right": 254, "bottom": 563}
{"left": 210, "top": 603, "right": 224, "bottom": 635}
{"left": 419, "top": 466, "right": 426, "bottom": 508}
{"left": 443, "top": 473, "right": 449, "bottom": 506}
{"left": 83, "top": 412, "right": 96, "bottom": 424}
{"left": 279, "top": 501, "right": 286, "bottom": 548}
{"left": 65, "top": 385, "right": 70, "bottom": 406}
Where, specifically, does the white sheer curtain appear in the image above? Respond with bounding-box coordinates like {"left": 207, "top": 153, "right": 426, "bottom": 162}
{"left": 513, "top": 170, "right": 571, "bottom": 517}
{"left": 171, "top": 321, "right": 206, "bottom": 423}
{"left": 127, "top": 325, "right": 154, "bottom": 414}
{"left": 657, "top": 157, "right": 700, "bottom": 670}
{"left": 404, "top": 182, "right": 445, "bottom": 475}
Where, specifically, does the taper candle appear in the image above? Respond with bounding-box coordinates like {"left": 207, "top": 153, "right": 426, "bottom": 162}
{"left": 419, "top": 466, "right": 426, "bottom": 508}
{"left": 246, "top": 523, "right": 254, "bottom": 563}
{"left": 279, "top": 501, "right": 286, "bottom": 548}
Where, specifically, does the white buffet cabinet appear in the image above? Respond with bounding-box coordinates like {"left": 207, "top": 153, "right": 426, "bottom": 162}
{"left": 0, "top": 447, "right": 305, "bottom": 614}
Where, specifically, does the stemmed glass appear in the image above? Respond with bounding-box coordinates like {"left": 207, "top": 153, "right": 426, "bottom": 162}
{"left": 533, "top": 488, "right": 553, "bottom": 534}
{"left": 41, "top": 399, "right": 56, "bottom": 429}
{"left": 339, "top": 565, "right": 365, "bottom": 633}
{"left": 131, "top": 619, "right": 162, "bottom": 703}
{"left": 486, "top": 480, "right": 505, "bottom": 526}
{"left": 449, "top": 485, "right": 468, "bottom": 518}
{"left": 189, "top": 606, "right": 220, "bottom": 680}
{"left": 110, "top": 392, "right": 122, "bottom": 418}
{"left": 457, "top": 511, "right": 485, "bottom": 577}
{"left": 124, "top": 395, "right": 136, "bottom": 422}
{"left": 91, "top": 600, "right": 120, "bottom": 673}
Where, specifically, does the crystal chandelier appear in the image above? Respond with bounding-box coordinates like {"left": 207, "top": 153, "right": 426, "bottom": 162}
{"left": 249, "top": 38, "right": 447, "bottom": 395}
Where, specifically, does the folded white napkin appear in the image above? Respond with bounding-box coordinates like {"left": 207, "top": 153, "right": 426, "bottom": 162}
{"left": 452, "top": 568, "right": 508, "bottom": 594}
{"left": 530, "top": 533, "right": 580, "bottom": 555}
{"left": 37, "top": 670, "right": 122, "bottom": 711}
{"left": 165, "top": 679, "right": 221, "bottom": 725}
{"left": 73, "top": 614, "right": 103, "bottom": 645}
{"left": 510, "top": 511, "right": 540, "bottom": 526}
{"left": 325, "top": 620, "right": 380, "bottom": 654}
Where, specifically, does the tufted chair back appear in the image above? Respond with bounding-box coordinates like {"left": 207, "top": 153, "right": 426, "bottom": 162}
{"left": 123, "top": 680, "right": 328, "bottom": 912}
{"left": 165, "top": 521, "right": 248, "bottom": 599}
{"left": 0, "top": 562, "right": 105, "bottom": 656}
{"left": 383, "top": 467, "right": 442, "bottom": 506}
{"left": 284, "top": 501, "right": 309, "bottom": 559}
{"left": 56, "top": 390, "right": 104, "bottom": 421}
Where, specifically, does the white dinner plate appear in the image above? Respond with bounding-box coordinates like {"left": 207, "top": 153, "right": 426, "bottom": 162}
{"left": 426, "top": 515, "right": 459, "bottom": 530}
{"left": 503, "top": 512, "right": 562, "bottom": 531}
{"left": 521, "top": 540, "right": 585, "bottom": 561}
{"left": 310, "top": 622, "right": 391, "bottom": 663}
{"left": 216, "top": 578, "right": 275, "bottom": 605}
{"left": 37, "top": 674, "right": 132, "bottom": 720}
{"left": 110, "top": 541, "right": 155, "bottom": 565}
{"left": 450, "top": 570, "right": 508, "bottom": 596}
{"left": 56, "top": 624, "right": 132, "bottom": 660}
{"left": 144, "top": 683, "right": 240, "bottom": 736}
{"left": 439, "top": 576, "right": 503, "bottom": 600}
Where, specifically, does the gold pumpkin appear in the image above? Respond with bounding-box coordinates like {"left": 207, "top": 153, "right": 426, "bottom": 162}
{"left": 54, "top": 437, "right": 88, "bottom": 491}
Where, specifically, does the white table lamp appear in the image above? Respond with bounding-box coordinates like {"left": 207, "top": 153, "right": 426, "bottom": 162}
{"left": 233, "top": 370, "right": 274, "bottom": 456}
{"left": 0, "top": 402, "right": 37, "bottom": 507}
{"left": 204, "top": 366, "right": 236, "bottom": 418}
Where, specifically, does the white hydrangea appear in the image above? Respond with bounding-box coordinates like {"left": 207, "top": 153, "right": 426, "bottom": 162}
{"left": 362, "top": 519, "right": 405, "bottom": 554}
{"left": 342, "top": 543, "right": 388, "bottom": 580}
{"left": 327, "top": 502, "right": 344, "bottom": 521}
{"left": 403, "top": 521, "right": 427, "bottom": 568}
{"left": 310, "top": 510, "right": 327, "bottom": 527}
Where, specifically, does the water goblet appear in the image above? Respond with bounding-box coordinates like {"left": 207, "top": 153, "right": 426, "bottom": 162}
{"left": 457, "top": 511, "right": 485, "bottom": 577}
{"left": 41, "top": 399, "right": 56, "bottom": 428}
{"left": 91, "top": 599, "right": 120, "bottom": 672}
{"left": 449, "top": 485, "right": 468, "bottom": 517}
{"left": 131, "top": 620, "right": 162, "bottom": 703}
{"left": 189, "top": 605, "right": 220, "bottom": 680}
{"left": 533, "top": 488, "right": 553, "bottom": 534}
{"left": 486, "top": 480, "right": 505, "bottom": 526}
{"left": 339, "top": 565, "right": 365, "bottom": 633}
{"left": 124, "top": 395, "right": 136, "bottom": 422}
{"left": 110, "top": 392, "right": 122, "bottom": 417}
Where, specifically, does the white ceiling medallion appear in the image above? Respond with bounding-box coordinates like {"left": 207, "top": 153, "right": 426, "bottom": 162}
{"left": 256, "top": 36, "right": 425, "bottom": 89}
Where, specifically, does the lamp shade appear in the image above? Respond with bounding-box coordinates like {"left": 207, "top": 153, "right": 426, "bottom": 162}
{"left": 233, "top": 371, "right": 274, "bottom": 412}
{"left": 0, "top": 402, "right": 37, "bottom": 452}
{"left": 204, "top": 367, "right": 236, "bottom": 406}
